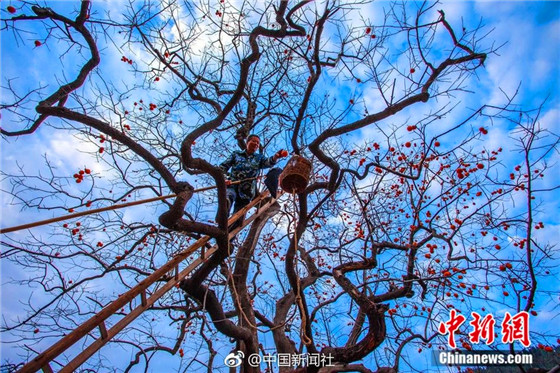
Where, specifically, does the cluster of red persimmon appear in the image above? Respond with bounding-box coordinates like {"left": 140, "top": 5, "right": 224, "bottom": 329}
{"left": 121, "top": 56, "right": 133, "bottom": 65}
{"left": 73, "top": 168, "right": 91, "bottom": 183}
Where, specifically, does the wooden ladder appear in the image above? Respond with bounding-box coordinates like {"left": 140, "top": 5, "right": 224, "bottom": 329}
{"left": 19, "top": 191, "right": 274, "bottom": 373}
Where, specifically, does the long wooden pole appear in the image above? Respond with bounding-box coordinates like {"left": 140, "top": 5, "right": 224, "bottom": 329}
{"left": 1, "top": 194, "right": 175, "bottom": 235}
{"left": 1, "top": 179, "right": 256, "bottom": 234}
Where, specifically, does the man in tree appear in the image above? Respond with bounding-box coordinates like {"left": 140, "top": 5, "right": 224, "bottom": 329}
{"left": 219, "top": 134, "right": 286, "bottom": 225}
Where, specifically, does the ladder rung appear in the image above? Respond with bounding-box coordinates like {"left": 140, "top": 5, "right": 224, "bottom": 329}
{"left": 99, "top": 321, "right": 108, "bottom": 340}
{"left": 141, "top": 290, "right": 147, "bottom": 307}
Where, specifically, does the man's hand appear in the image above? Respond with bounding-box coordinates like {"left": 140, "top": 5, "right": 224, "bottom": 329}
{"left": 225, "top": 179, "right": 232, "bottom": 186}
{"left": 274, "top": 149, "right": 289, "bottom": 161}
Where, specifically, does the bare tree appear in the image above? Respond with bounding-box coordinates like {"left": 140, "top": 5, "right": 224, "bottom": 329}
{"left": 1, "top": 1, "right": 558, "bottom": 373}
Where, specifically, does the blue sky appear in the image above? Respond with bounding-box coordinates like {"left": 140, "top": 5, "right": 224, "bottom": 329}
{"left": 1, "top": 1, "right": 559, "bottom": 372}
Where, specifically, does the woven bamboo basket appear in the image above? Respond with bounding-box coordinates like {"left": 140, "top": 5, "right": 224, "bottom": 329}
{"left": 279, "top": 155, "right": 312, "bottom": 194}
